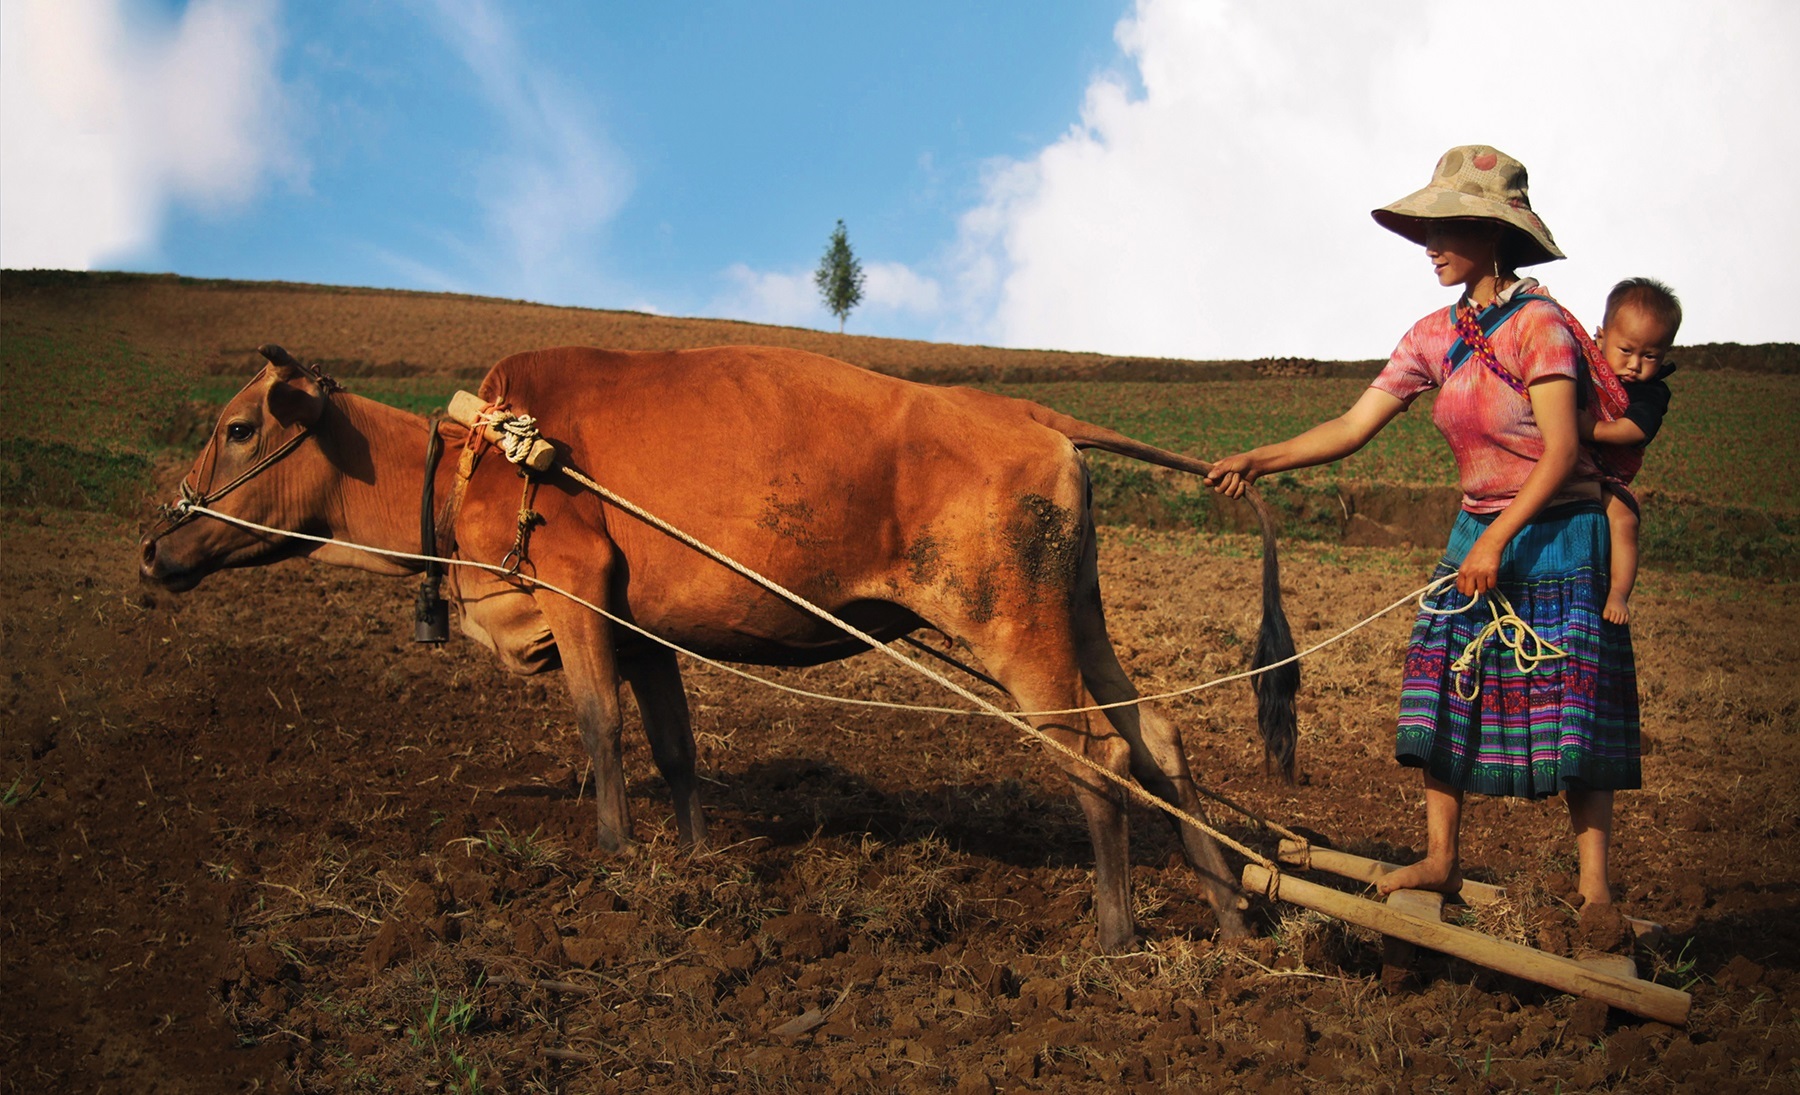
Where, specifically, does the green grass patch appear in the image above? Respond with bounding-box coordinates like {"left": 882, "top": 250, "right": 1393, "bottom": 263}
{"left": 4, "top": 312, "right": 1795, "bottom": 579}
{"left": 2, "top": 776, "right": 44, "bottom": 808}
{"left": 1641, "top": 495, "right": 1800, "bottom": 579}
{"left": 1087, "top": 457, "right": 1345, "bottom": 542}
{"left": 0, "top": 437, "right": 153, "bottom": 514}
{"left": 991, "top": 374, "right": 1800, "bottom": 578}
{"left": 987, "top": 372, "right": 1800, "bottom": 512}
{"left": 0, "top": 330, "right": 198, "bottom": 451}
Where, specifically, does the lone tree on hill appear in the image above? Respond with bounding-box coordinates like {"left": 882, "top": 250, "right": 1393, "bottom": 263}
{"left": 814, "top": 219, "right": 865, "bottom": 334}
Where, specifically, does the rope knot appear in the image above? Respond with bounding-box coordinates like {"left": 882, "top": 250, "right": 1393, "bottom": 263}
{"left": 477, "top": 407, "right": 545, "bottom": 467}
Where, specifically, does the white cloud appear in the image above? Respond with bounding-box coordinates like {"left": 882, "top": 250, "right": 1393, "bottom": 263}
{"left": 949, "top": 0, "right": 1800, "bottom": 358}
{"left": 863, "top": 261, "right": 941, "bottom": 316}
{"left": 713, "top": 263, "right": 823, "bottom": 327}
{"left": 0, "top": 0, "right": 292, "bottom": 270}
{"left": 422, "top": 0, "right": 632, "bottom": 306}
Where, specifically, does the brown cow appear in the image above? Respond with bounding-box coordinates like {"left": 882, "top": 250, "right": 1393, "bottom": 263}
{"left": 141, "top": 344, "right": 1296, "bottom": 948}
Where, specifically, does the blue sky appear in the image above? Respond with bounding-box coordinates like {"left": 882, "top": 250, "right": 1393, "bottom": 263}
{"left": 5, "top": 1, "right": 1798, "bottom": 359}
{"left": 159, "top": 3, "right": 1124, "bottom": 314}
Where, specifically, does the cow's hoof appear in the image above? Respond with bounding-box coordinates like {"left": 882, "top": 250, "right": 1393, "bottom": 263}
{"left": 1215, "top": 917, "right": 1253, "bottom": 943}
{"left": 1094, "top": 925, "right": 1142, "bottom": 954}
{"left": 595, "top": 833, "right": 641, "bottom": 858}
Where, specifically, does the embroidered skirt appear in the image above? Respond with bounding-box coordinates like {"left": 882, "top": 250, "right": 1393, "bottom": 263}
{"left": 1395, "top": 502, "right": 1640, "bottom": 797}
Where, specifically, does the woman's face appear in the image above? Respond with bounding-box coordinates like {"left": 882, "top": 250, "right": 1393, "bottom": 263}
{"left": 1423, "top": 220, "right": 1501, "bottom": 289}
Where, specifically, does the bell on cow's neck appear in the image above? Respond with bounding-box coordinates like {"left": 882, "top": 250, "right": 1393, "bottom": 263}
{"left": 414, "top": 575, "right": 450, "bottom": 643}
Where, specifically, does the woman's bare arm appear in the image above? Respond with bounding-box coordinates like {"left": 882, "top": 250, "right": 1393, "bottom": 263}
{"left": 1454, "top": 375, "right": 1580, "bottom": 595}
{"left": 1204, "top": 386, "right": 1409, "bottom": 498}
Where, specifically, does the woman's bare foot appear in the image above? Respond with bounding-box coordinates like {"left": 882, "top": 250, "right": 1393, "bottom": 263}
{"left": 1377, "top": 857, "right": 1463, "bottom": 895}
{"left": 1602, "top": 593, "right": 1630, "bottom": 625}
{"left": 1576, "top": 900, "right": 1632, "bottom": 953}
{"left": 1577, "top": 886, "right": 1614, "bottom": 910}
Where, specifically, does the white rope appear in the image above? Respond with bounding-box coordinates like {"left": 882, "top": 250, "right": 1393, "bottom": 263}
{"left": 183, "top": 504, "right": 971, "bottom": 713}
{"left": 554, "top": 458, "right": 1465, "bottom": 718}
{"left": 168, "top": 405, "right": 1554, "bottom": 883}
{"left": 181, "top": 501, "right": 1456, "bottom": 718}
{"left": 478, "top": 410, "right": 543, "bottom": 467}
{"left": 180, "top": 501, "right": 1294, "bottom": 868}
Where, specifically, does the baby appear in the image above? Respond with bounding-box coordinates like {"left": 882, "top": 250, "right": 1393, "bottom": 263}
{"left": 1583, "top": 277, "right": 1682, "bottom": 625}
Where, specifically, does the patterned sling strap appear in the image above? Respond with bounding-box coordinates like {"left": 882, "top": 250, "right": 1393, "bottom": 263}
{"left": 1446, "top": 293, "right": 1632, "bottom": 422}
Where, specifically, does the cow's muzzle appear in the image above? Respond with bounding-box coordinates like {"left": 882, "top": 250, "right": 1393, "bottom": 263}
{"left": 139, "top": 534, "right": 205, "bottom": 592}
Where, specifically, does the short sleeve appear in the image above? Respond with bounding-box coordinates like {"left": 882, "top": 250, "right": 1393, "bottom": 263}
{"left": 1370, "top": 311, "right": 1443, "bottom": 405}
{"left": 1622, "top": 378, "right": 1673, "bottom": 442}
{"left": 1509, "top": 301, "right": 1581, "bottom": 386}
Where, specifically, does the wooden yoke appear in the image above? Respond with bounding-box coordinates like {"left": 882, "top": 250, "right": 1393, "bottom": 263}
{"left": 448, "top": 390, "right": 557, "bottom": 472}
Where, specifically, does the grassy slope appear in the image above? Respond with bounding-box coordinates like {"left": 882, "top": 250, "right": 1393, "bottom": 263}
{"left": 2, "top": 270, "right": 1795, "bottom": 576}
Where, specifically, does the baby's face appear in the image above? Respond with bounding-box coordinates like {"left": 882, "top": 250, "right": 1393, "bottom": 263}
{"left": 1597, "top": 306, "right": 1675, "bottom": 382}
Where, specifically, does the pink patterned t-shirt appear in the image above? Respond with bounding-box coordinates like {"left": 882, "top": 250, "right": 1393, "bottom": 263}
{"left": 1371, "top": 284, "right": 1603, "bottom": 515}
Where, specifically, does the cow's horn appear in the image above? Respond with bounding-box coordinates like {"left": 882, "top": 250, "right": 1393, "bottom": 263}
{"left": 258, "top": 344, "right": 303, "bottom": 370}
{"left": 258, "top": 343, "right": 342, "bottom": 392}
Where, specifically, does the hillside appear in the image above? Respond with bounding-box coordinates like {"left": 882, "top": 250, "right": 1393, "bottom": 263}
{"left": 7, "top": 269, "right": 1792, "bottom": 382}
{"left": 0, "top": 269, "right": 1373, "bottom": 383}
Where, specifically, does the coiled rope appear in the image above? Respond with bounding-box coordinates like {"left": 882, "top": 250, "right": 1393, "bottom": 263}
{"left": 1422, "top": 586, "right": 1568, "bottom": 700}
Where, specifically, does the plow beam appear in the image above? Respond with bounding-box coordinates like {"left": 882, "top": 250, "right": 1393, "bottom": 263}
{"left": 1276, "top": 839, "right": 1666, "bottom": 943}
{"left": 1243, "top": 864, "right": 1690, "bottom": 1026}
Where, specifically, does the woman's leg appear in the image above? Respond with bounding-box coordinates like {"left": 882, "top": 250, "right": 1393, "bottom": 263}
{"left": 1379, "top": 771, "right": 1465, "bottom": 894}
{"left": 1567, "top": 787, "right": 1615, "bottom": 907}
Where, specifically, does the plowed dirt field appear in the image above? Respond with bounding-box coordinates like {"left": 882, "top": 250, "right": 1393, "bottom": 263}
{"left": 8, "top": 513, "right": 1797, "bottom": 1092}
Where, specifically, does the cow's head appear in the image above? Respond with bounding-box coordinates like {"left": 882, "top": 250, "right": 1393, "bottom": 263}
{"left": 140, "top": 346, "right": 340, "bottom": 591}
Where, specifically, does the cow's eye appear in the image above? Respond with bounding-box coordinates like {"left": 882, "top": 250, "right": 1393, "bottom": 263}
{"left": 226, "top": 422, "right": 255, "bottom": 443}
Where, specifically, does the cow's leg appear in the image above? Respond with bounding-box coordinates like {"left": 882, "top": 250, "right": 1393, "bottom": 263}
{"left": 976, "top": 641, "right": 1137, "bottom": 952}
{"left": 534, "top": 583, "right": 634, "bottom": 854}
{"left": 619, "top": 648, "right": 707, "bottom": 849}
{"left": 1071, "top": 531, "right": 1249, "bottom": 938}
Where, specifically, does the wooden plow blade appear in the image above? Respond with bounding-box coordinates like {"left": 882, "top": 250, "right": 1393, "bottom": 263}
{"left": 1246, "top": 843, "right": 1690, "bottom": 1027}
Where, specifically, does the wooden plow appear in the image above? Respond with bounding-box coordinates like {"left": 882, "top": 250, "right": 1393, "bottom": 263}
{"left": 1244, "top": 839, "right": 1690, "bottom": 1027}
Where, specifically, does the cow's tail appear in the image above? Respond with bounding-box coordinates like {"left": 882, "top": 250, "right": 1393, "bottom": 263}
{"left": 1037, "top": 407, "right": 1300, "bottom": 782}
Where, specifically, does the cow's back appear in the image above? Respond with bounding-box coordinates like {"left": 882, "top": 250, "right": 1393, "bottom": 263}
{"left": 477, "top": 346, "right": 1076, "bottom": 499}
{"left": 470, "top": 345, "right": 1088, "bottom": 654}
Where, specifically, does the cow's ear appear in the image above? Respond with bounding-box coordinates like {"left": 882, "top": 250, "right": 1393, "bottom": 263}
{"left": 267, "top": 369, "right": 326, "bottom": 427}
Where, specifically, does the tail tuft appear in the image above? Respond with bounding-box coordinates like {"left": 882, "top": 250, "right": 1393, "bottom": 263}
{"left": 1248, "top": 495, "right": 1299, "bottom": 781}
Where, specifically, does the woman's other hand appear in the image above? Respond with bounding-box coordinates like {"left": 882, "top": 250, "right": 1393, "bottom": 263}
{"left": 1457, "top": 533, "right": 1505, "bottom": 596}
{"left": 1205, "top": 453, "right": 1258, "bottom": 498}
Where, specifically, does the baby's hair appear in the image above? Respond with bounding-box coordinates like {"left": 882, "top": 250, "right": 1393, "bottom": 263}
{"left": 1604, "top": 277, "right": 1683, "bottom": 339}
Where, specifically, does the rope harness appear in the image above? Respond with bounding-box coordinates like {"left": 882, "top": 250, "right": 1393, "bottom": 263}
{"left": 154, "top": 387, "right": 1576, "bottom": 889}
{"left": 151, "top": 426, "right": 316, "bottom": 539}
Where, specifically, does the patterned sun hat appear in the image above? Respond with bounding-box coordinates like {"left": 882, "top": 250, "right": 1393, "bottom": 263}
{"left": 1372, "top": 145, "right": 1564, "bottom": 266}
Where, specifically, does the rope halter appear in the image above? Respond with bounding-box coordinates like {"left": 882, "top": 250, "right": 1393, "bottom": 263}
{"left": 151, "top": 424, "right": 317, "bottom": 537}
{"left": 148, "top": 346, "right": 341, "bottom": 540}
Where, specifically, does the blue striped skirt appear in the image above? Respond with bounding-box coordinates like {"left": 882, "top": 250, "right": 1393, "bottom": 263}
{"left": 1396, "top": 503, "right": 1641, "bottom": 797}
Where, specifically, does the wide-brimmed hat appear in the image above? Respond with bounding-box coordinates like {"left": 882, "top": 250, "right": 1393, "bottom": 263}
{"left": 1372, "top": 145, "right": 1563, "bottom": 266}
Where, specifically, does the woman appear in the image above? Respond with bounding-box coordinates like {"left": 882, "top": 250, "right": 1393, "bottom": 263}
{"left": 1206, "top": 146, "right": 1638, "bottom": 909}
